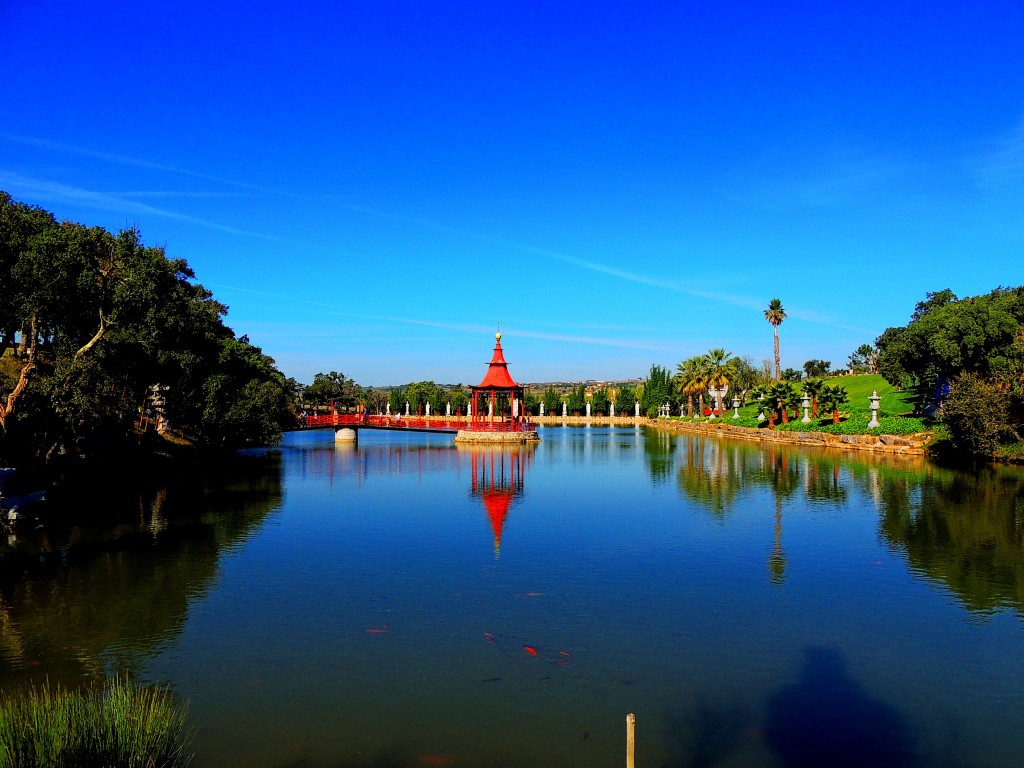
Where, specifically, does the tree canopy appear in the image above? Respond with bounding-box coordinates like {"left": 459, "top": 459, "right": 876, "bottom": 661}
{"left": 0, "top": 192, "right": 294, "bottom": 468}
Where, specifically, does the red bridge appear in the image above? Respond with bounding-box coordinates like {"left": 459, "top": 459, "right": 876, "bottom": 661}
{"left": 298, "top": 332, "right": 539, "bottom": 443}
{"left": 302, "top": 412, "right": 535, "bottom": 435}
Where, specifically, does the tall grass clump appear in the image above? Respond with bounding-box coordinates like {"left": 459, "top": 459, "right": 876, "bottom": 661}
{"left": 0, "top": 676, "right": 192, "bottom": 768}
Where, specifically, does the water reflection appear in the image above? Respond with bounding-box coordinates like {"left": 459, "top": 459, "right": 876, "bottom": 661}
{"left": 464, "top": 445, "right": 532, "bottom": 559}
{"left": 0, "top": 453, "right": 283, "bottom": 689}
{"left": 665, "top": 434, "right": 1024, "bottom": 613}
{"left": 876, "top": 464, "right": 1024, "bottom": 616}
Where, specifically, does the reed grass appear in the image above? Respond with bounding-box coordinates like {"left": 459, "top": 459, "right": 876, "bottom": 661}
{"left": 0, "top": 676, "right": 192, "bottom": 768}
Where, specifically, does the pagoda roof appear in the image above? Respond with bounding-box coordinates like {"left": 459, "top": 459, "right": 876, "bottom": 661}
{"left": 473, "top": 333, "right": 520, "bottom": 390}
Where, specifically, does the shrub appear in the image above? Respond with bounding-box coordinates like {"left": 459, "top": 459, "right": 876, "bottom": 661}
{"left": 0, "top": 676, "right": 193, "bottom": 767}
{"left": 937, "top": 373, "right": 1019, "bottom": 458}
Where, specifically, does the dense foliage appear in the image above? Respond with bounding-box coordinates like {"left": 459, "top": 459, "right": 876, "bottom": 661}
{"left": 875, "top": 286, "right": 1024, "bottom": 456}
{"left": 0, "top": 192, "right": 294, "bottom": 468}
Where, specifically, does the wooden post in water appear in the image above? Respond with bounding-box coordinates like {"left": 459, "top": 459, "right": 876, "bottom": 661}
{"left": 626, "top": 712, "right": 636, "bottom": 768}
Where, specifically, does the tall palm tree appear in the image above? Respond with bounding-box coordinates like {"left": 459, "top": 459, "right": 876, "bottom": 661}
{"left": 703, "top": 347, "right": 736, "bottom": 414}
{"left": 764, "top": 298, "right": 787, "bottom": 380}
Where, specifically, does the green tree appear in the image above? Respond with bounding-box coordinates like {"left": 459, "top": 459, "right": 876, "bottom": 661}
{"left": 566, "top": 384, "right": 587, "bottom": 415}
{"left": 642, "top": 364, "right": 675, "bottom": 417}
{"left": 675, "top": 357, "right": 708, "bottom": 417}
{"left": 730, "top": 355, "right": 760, "bottom": 405}
{"left": 802, "top": 359, "right": 831, "bottom": 379}
{"left": 819, "top": 383, "right": 849, "bottom": 424}
{"left": 802, "top": 379, "right": 826, "bottom": 418}
{"left": 875, "top": 287, "right": 1024, "bottom": 413}
{"left": 703, "top": 348, "right": 736, "bottom": 413}
{"left": 764, "top": 298, "right": 787, "bottom": 380}
{"left": 304, "top": 372, "right": 352, "bottom": 409}
{"left": 847, "top": 344, "right": 878, "bottom": 374}
{"left": 937, "top": 373, "right": 1018, "bottom": 458}
{"left": 591, "top": 387, "right": 610, "bottom": 415}
{"left": 614, "top": 383, "right": 637, "bottom": 414}
{"left": 541, "top": 386, "right": 562, "bottom": 415}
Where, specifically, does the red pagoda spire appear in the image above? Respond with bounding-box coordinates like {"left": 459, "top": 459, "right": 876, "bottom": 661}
{"left": 475, "top": 332, "right": 519, "bottom": 389}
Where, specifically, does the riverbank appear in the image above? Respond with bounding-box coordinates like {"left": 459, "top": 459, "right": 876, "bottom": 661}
{"left": 531, "top": 414, "right": 931, "bottom": 456}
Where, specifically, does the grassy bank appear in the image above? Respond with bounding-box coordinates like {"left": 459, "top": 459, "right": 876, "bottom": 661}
{"left": 0, "top": 676, "right": 192, "bottom": 767}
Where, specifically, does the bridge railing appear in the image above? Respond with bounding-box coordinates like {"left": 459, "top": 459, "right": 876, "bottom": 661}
{"left": 301, "top": 413, "right": 536, "bottom": 432}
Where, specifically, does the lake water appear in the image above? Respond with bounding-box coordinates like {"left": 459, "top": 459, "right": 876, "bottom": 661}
{"left": 1, "top": 425, "right": 1023, "bottom": 767}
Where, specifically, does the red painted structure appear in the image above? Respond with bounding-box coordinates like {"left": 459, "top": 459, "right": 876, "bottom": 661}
{"left": 469, "top": 332, "right": 534, "bottom": 432}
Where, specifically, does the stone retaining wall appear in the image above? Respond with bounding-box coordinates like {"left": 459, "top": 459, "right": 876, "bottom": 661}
{"left": 530, "top": 415, "right": 929, "bottom": 455}
{"left": 648, "top": 419, "right": 929, "bottom": 455}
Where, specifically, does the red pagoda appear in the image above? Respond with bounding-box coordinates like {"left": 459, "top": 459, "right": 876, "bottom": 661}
{"left": 456, "top": 332, "right": 539, "bottom": 443}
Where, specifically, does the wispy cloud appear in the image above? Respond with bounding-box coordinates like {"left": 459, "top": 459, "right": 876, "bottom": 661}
{"left": 723, "top": 149, "right": 903, "bottom": 210}
{"left": 0, "top": 171, "right": 291, "bottom": 242}
{"left": 210, "top": 284, "right": 676, "bottom": 352}
{"left": 971, "top": 119, "right": 1024, "bottom": 191}
{"left": 3, "top": 132, "right": 865, "bottom": 334}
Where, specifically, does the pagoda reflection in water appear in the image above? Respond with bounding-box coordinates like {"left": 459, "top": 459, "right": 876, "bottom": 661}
{"left": 298, "top": 437, "right": 534, "bottom": 557}
{"left": 462, "top": 445, "right": 533, "bottom": 559}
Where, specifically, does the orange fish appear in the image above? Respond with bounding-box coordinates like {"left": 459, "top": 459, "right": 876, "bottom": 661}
{"left": 419, "top": 756, "right": 453, "bottom": 767}
{"left": 524, "top": 646, "right": 538, "bottom": 656}
{"left": 366, "top": 626, "right": 389, "bottom": 634}
{"left": 483, "top": 632, "right": 496, "bottom": 644}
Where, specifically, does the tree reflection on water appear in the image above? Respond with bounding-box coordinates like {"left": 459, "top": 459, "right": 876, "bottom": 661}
{"left": 668, "top": 433, "right": 1024, "bottom": 615}
{"left": 0, "top": 453, "right": 284, "bottom": 689}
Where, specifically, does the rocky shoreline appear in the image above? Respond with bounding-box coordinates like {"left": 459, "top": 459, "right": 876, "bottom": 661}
{"left": 529, "top": 415, "right": 930, "bottom": 456}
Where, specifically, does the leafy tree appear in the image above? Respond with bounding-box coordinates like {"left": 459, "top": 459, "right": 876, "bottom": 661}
{"left": 847, "top": 344, "right": 878, "bottom": 374}
{"left": 937, "top": 373, "right": 1018, "bottom": 458}
{"left": 730, "top": 356, "right": 760, "bottom": 405}
{"left": 781, "top": 368, "right": 802, "bottom": 382}
{"left": 875, "top": 287, "right": 1024, "bottom": 412}
{"left": 566, "top": 384, "right": 587, "bottom": 415}
{"left": 802, "top": 359, "right": 831, "bottom": 379}
{"left": 764, "top": 298, "right": 787, "bottom": 380}
{"left": 614, "top": 383, "right": 637, "bottom": 414}
{"left": 591, "top": 387, "right": 610, "bottom": 416}
{"left": 641, "top": 364, "right": 675, "bottom": 417}
{"left": 304, "top": 371, "right": 354, "bottom": 410}
{"left": 541, "top": 386, "right": 562, "bottom": 415}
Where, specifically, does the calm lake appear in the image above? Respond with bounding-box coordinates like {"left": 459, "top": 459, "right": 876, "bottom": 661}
{"left": 2, "top": 425, "right": 1023, "bottom": 767}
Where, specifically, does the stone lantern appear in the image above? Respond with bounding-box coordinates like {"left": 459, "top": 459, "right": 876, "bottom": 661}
{"left": 801, "top": 393, "right": 811, "bottom": 423}
{"left": 867, "top": 390, "right": 881, "bottom": 428}
{"left": 732, "top": 396, "right": 740, "bottom": 419}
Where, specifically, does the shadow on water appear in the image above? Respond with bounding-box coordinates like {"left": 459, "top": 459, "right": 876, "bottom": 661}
{"left": 661, "top": 694, "right": 758, "bottom": 768}
{"left": 764, "top": 646, "right": 917, "bottom": 768}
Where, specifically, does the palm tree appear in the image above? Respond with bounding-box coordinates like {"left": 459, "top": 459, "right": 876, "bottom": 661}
{"left": 819, "top": 384, "right": 849, "bottom": 424}
{"left": 703, "top": 347, "right": 736, "bottom": 414}
{"left": 802, "top": 379, "right": 826, "bottom": 419}
{"left": 675, "top": 356, "right": 709, "bottom": 417}
{"left": 764, "top": 298, "right": 787, "bottom": 380}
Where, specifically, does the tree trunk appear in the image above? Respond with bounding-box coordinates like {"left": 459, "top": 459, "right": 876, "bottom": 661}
{"left": 832, "top": 408, "right": 840, "bottom": 424}
{"left": 0, "top": 317, "right": 38, "bottom": 433}
{"left": 773, "top": 326, "right": 781, "bottom": 380}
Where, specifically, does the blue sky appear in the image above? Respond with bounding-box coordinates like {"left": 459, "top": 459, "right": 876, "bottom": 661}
{"left": 2, "top": 1, "right": 1023, "bottom": 386}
